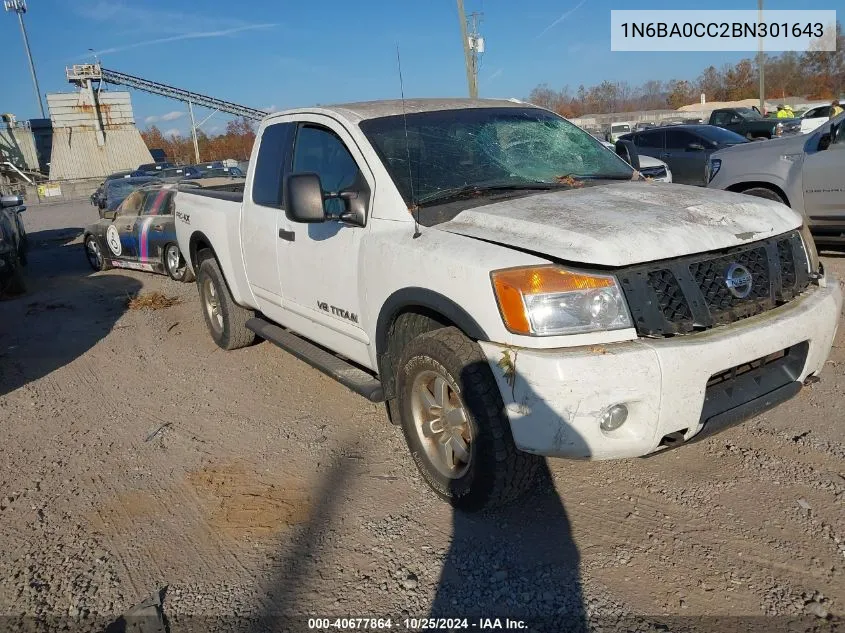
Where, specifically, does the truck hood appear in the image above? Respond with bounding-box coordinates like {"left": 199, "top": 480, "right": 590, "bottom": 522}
{"left": 713, "top": 132, "right": 806, "bottom": 157}
{"left": 437, "top": 182, "right": 801, "bottom": 267}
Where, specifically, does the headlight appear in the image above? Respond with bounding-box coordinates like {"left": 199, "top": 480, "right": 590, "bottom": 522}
{"left": 708, "top": 158, "right": 721, "bottom": 183}
{"left": 491, "top": 265, "right": 633, "bottom": 336}
{"left": 799, "top": 223, "right": 821, "bottom": 277}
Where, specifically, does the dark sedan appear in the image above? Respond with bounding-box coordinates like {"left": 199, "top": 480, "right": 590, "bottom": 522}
{"left": 97, "top": 176, "right": 162, "bottom": 217}
{"left": 157, "top": 166, "right": 203, "bottom": 182}
{"left": 0, "top": 194, "right": 27, "bottom": 295}
{"left": 620, "top": 125, "right": 748, "bottom": 186}
{"left": 83, "top": 184, "right": 193, "bottom": 282}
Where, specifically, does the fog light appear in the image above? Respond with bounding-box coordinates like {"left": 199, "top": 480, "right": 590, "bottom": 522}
{"left": 600, "top": 404, "right": 628, "bottom": 432}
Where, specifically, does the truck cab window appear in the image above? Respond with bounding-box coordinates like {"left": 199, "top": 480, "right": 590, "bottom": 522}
{"left": 293, "top": 126, "right": 359, "bottom": 192}
{"left": 293, "top": 126, "right": 360, "bottom": 214}
{"left": 252, "top": 122, "right": 294, "bottom": 208}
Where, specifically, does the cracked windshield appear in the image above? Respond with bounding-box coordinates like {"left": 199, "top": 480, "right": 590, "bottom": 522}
{"left": 361, "top": 107, "right": 634, "bottom": 206}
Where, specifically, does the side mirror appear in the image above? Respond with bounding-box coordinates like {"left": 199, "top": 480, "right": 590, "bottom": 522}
{"left": 615, "top": 139, "right": 640, "bottom": 170}
{"left": 284, "top": 173, "right": 327, "bottom": 223}
{"left": 687, "top": 143, "right": 705, "bottom": 151}
{"left": 0, "top": 194, "right": 24, "bottom": 208}
{"left": 103, "top": 210, "right": 116, "bottom": 221}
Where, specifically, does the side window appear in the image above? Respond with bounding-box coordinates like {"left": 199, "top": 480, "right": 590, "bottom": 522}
{"left": 142, "top": 190, "right": 173, "bottom": 216}
{"left": 666, "top": 130, "right": 698, "bottom": 149}
{"left": 292, "top": 125, "right": 359, "bottom": 192}
{"left": 635, "top": 131, "right": 663, "bottom": 149}
{"left": 252, "top": 122, "right": 294, "bottom": 207}
{"left": 118, "top": 190, "right": 146, "bottom": 217}
{"left": 729, "top": 114, "right": 742, "bottom": 124}
{"left": 711, "top": 112, "right": 727, "bottom": 126}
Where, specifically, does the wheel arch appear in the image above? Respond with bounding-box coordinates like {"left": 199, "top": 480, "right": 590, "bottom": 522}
{"left": 188, "top": 230, "right": 216, "bottom": 269}
{"left": 375, "top": 288, "right": 488, "bottom": 417}
{"left": 726, "top": 181, "right": 791, "bottom": 206}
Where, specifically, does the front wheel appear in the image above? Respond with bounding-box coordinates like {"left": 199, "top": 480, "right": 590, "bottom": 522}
{"left": 396, "top": 327, "right": 542, "bottom": 511}
{"left": 84, "top": 235, "right": 111, "bottom": 271}
{"left": 740, "top": 186, "right": 786, "bottom": 205}
{"left": 196, "top": 257, "right": 255, "bottom": 350}
{"left": 163, "top": 243, "right": 194, "bottom": 282}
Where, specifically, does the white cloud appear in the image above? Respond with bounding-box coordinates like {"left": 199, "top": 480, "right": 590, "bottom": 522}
{"left": 536, "top": 0, "right": 588, "bottom": 39}
{"left": 82, "top": 23, "right": 276, "bottom": 58}
{"left": 163, "top": 128, "right": 182, "bottom": 138}
{"left": 144, "top": 111, "right": 184, "bottom": 125}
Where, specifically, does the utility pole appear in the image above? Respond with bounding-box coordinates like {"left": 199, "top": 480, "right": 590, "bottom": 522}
{"left": 4, "top": 0, "right": 46, "bottom": 118}
{"left": 188, "top": 100, "right": 200, "bottom": 163}
{"left": 456, "top": 0, "right": 483, "bottom": 98}
{"left": 757, "top": 0, "right": 765, "bottom": 114}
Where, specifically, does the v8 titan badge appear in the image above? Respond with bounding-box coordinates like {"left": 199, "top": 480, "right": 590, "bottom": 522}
{"left": 106, "top": 225, "right": 122, "bottom": 256}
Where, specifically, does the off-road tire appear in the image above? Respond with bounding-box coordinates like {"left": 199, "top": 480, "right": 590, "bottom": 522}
{"left": 396, "top": 326, "right": 542, "bottom": 511}
{"left": 197, "top": 257, "right": 255, "bottom": 350}
{"left": 740, "top": 186, "right": 786, "bottom": 205}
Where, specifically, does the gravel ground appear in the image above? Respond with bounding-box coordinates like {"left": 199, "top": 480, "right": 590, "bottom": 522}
{"left": 0, "top": 201, "right": 843, "bottom": 633}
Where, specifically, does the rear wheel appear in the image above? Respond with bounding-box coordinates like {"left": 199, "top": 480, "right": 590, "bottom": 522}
{"left": 163, "top": 243, "right": 194, "bottom": 282}
{"left": 3, "top": 261, "right": 25, "bottom": 296}
{"left": 396, "top": 327, "right": 542, "bottom": 511}
{"left": 197, "top": 257, "right": 255, "bottom": 350}
{"left": 740, "top": 186, "right": 787, "bottom": 205}
{"left": 84, "top": 235, "right": 111, "bottom": 271}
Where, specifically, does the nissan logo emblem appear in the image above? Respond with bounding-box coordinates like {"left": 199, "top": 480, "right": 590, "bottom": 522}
{"left": 725, "top": 263, "right": 753, "bottom": 299}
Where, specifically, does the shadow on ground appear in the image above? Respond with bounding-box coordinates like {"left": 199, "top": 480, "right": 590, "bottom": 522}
{"left": 0, "top": 233, "right": 141, "bottom": 397}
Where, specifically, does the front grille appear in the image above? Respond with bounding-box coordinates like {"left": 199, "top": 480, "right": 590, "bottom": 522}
{"left": 619, "top": 231, "right": 812, "bottom": 337}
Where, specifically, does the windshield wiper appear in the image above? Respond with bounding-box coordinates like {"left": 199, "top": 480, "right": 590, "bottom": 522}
{"left": 417, "top": 182, "right": 561, "bottom": 206}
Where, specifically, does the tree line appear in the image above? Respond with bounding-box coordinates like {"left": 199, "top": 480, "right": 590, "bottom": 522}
{"left": 528, "top": 22, "right": 843, "bottom": 117}
{"left": 140, "top": 117, "right": 256, "bottom": 164}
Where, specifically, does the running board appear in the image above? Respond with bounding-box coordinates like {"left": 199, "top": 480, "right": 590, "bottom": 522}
{"left": 245, "top": 317, "right": 384, "bottom": 403}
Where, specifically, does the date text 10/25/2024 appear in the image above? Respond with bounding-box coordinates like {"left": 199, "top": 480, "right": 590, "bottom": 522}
{"left": 308, "top": 618, "right": 528, "bottom": 630}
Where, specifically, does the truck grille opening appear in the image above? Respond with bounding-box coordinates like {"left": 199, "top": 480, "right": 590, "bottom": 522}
{"left": 619, "top": 231, "right": 811, "bottom": 337}
{"left": 706, "top": 349, "right": 787, "bottom": 388}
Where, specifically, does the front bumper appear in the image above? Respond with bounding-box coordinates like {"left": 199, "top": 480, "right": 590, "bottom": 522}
{"left": 480, "top": 273, "right": 842, "bottom": 460}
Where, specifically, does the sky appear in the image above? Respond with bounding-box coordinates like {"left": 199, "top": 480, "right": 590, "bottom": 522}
{"left": 1, "top": 0, "right": 839, "bottom": 136}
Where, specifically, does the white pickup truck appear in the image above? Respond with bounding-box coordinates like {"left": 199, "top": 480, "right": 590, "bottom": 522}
{"left": 175, "top": 99, "right": 842, "bottom": 510}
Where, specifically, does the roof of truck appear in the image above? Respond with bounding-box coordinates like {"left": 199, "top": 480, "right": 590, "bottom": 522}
{"left": 278, "top": 98, "right": 536, "bottom": 123}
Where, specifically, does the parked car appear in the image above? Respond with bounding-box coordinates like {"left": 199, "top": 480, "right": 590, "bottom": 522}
{"left": 193, "top": 161, "right": 224, "bottom": 174}
{"left": 0, "top": 194, "right": 27, "bottom": 295}
{"left": 83, "top": 184, "right": 193, "bottom": 281}
{"left": 196, "top": 166, "right": 245, "bottom": 179}
{"left": 708, "top": 107, "right": 801, "bottom": 139}
{"left": 90, "top": 170, "right": 138, "bottom": 207}
{"left": 605, "top": 121, "right": 633, "bottom": 143}
{"left": 173, "top": 99, "right": 840, "bottom": 510}
{"left": 600, "top": 140, "right": 672, "bottom": 182}
{"left": 137, "top": 162, "right": 176, "bottom": 175}
{"left": 708, "top": 112, "right": 845, "bottom": 247}
{"left": 620, "top": 125, "right": 748, "bottom": 186}
{"left": 97, "top": 176, "right": 162, "bottom": 217}
{"left": 799, "top": 105, "right": 833, "bottom": 135}
{"left": 157, "top": 166, "right": 203, "bottom": 182}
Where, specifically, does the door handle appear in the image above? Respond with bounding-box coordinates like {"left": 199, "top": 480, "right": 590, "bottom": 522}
{"left": 123, "top": 225, "right": 133, "bottom": 230}
{"left": 153, "top": 224, "right": 164, "bottom": 231}
{"left": 278, "top": 229, "right": 295, "bottom": 242}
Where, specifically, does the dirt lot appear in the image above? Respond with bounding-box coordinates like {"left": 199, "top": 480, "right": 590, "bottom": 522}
{"left": 1, "top": 201, "right": 843, "bottom": 632}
